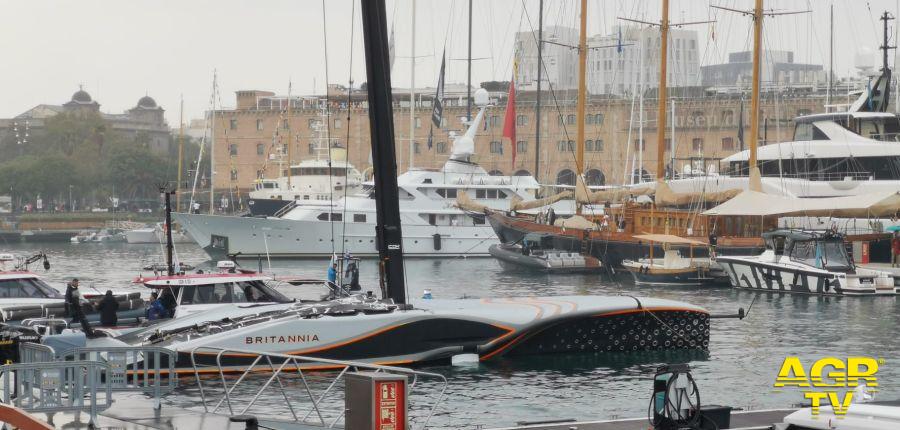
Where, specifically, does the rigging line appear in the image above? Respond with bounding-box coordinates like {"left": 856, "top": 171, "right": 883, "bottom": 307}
{"left": 321, "top": 0, "right": 336, "bottom": 258}
{"left": 339, "top": 0, "right": 357, "bottom": 259}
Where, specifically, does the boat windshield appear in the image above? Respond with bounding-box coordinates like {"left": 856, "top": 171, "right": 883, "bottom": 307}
{"left": 789, "top": 239, "right": 852, "bottom": 271}
{"left": 0, "top": 277, "right": 63, "bottom": 299}
{"left": 178, "top": 280, "right": 291, "bottom": 305}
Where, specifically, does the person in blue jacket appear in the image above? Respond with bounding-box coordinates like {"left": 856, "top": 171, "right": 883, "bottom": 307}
{"left": 146, "top": 292, "right": 169, "bottom": 320}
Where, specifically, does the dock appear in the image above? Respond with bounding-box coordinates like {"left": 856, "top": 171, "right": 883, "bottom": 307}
{"left": 28, "top": 392, "right": 329, "bottom": 430}
{"left": 489, "top": 408, "right": 795, "bottom": 430}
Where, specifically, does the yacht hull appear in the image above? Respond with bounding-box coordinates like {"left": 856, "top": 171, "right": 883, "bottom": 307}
{"left": 716, "top": 257, "right": 892, "bottom": 295}
{"left": 141, "top": 296, "right": 710, "bottom": 373}
{"left": 175, "top": 212, "right": 498, "bottom": 258}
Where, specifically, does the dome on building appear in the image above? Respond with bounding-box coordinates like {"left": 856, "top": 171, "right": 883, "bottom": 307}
{"left": 137, "top": 95, "right": 157, "bottom": 109}
{"left": 71, "top": 89, "right": 93, "bottom": 103}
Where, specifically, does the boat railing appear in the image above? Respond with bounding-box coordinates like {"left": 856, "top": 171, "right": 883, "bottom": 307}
{"left": 0, "top": 360, "right": 112, "bottom": 427}
{"left": 273, "top": 200, "right": 298, "bottom": 218}
{"left": 61, "top": 346, "right": 178, "bottom": 410}
{"left": 188, "top": 346, "right": 448, "bottom": 429}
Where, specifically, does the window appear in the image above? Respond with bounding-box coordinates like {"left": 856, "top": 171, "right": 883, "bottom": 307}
{"left": 308, "top": 118, "right": 319, "bottom": 128}
{"left": 413, "top": 142, "right": 421, "bottom": 154}
{"left": 489, "top": 141, "right": 503, "bottom": 154}
{"left": 556, "top": 169, "right": 575, "bottom": 185}
{"left": 229, "top": 144, "right": 238, "bottom": 156}
{"left": 585, "top": 169, "right": 605, "bottom": 186}
{"left": 692, "top": 138, "right": 703, "bottom": 152}
{"left": 586, "top": 115, "right": 593, "bottom": 125}
{"left": 282, "top": 119, "right": 289, "bottom": 129}
{"left": 256, "top": 143, "right": 265, "bottom": 155}
{"left": 517, "top": 115, "right": 528, "bottom": 126}
{"left": 566, "top": 114, "right": 576, "bottom": 124}
{"left": 568, "top": 140, "right": 575, "bottom": 151}
{"left": 516, "top": 141, "right": 527, "bottom": 153}
{"left": 594, "top": 114, "right": 604, "bottom": 125}
{"left": 436, "top": 142, "right": 447, "bottom": 153}
{"left": 316, "top": 213, "right": 343, "bottom": 221}
{"left": 256, "top": 119, "right": 264, "bottom": 131}
{"left": 585, "top": 139, "right": 593, "bottom": 151}
{"left": 414, "top": 117, "right": 421, "bottom": 128}
{"left": 436, "top": 188, "right": 458, "bottom": 198}
{"left": 334, "top": 119, "right": 343, "bottom": 129}
{"left": 229, "top": 119, "right": 238, "bottom": 130}
{"left": 230, "top": 169, "right": 238, "bottom": 180}
{"left": 353, "top": 214, "right": 366, "bottom": 223}
{"left": 589, "top": 139, "right": 603, "bottom": 152}
{"left": 722, "top": 137, "right": 734, "bottom": 150}
{"left": 308, "top": 143, "right": 316, "bottom": 154}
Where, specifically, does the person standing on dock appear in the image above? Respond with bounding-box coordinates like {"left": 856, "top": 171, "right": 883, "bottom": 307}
{"left": 327, "top": 263, "right": 338, "bottom": 284}
{"left": 97, "top": 290, "right": 119, "bottom": 326}
{"left": 708, "top": 230, "right": 718, "bottom": 258}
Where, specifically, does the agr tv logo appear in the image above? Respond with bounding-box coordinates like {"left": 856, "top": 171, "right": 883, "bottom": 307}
{"left": 774, "top": 357, "right": 882, "bottom": 416}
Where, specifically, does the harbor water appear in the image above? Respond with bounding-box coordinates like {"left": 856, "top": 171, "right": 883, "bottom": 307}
{"left": 4, "top": 242, "right": 899, "bottom": 429}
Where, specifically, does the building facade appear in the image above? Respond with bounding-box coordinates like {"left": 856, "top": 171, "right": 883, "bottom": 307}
{"left": 0, "top": 87, "right": 171, "bottom": 154}
{"left": 515, "top": 26, "right": 700, "bottom": 96}
{"left": 210, "top": 89, "right": 824, "bottom": 192}
{"left": 701, "top": 50, "right": 826, "bottom": 89}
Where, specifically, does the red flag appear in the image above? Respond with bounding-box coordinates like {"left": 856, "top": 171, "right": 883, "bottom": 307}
{"left": 502, "top": 72, "right": 517, "bottom": 169}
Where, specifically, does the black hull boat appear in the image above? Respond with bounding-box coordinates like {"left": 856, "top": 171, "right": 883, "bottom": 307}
{"left": 247, "top": 198, "right": 292, "bottom": 217}
{"left": 489, "top": 243, "right": 604, "bottom": 273}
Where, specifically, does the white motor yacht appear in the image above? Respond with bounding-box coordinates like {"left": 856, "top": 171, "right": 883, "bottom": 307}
{"left": 176, "top": 90, "right": 578, "bottom": 258}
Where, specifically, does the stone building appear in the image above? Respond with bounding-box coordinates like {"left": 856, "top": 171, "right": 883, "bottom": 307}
{"left": 0, "top": 87, "right": 171, "bottom": 154}
{"left": 211, "top": 88, "right": 824, "bottom": 192}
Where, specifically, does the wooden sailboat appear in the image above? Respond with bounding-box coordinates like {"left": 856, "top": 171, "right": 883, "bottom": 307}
{"left": 485, "top": 0, "right": 768, "bottom": 268}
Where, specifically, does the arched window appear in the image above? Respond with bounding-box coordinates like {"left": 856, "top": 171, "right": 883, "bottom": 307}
{"left": 488, "top": 169, "right": 504, "bottom": 176}
{"left": 585, "top": 139, "right": 593, "bottom": 152}
{"left": 585, "top": 169, "right": 605, "bottom": 186}
{"left": 556, "top": 169, "right": 576, "bottom": 186}
{"left": 566, "top": 114, "right": 576, "bottom": 124}
{"left": 595, "top": 113, "right": 604, "bottom": 125}
{"left": 514, "top": 169, "right": 532, "bottom": 176}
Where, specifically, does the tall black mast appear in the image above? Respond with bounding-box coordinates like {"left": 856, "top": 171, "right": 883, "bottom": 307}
{"left": 361, "top": 0, "right": 407, "bottom": 305}
{"left": 534, "top": 0, "right": 543, "bottom": 182}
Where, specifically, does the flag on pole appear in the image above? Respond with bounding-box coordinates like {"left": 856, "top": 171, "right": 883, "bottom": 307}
{"left": 428, "top": 51, "right": 446, "bottom": 150}
{"left": 502, "top": 60, "right": 518, "bottom": 168}
{"left": 617, "top": 27, "right": 623, "bottom": 53}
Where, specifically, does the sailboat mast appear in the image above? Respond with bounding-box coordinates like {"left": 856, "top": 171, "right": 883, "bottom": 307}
{"left": 575, "top": 0, "right": 587, "bottom": 214}
{"left": 361, "top": 0, "right": 407, "bottom": 305}
{"left": 534, "top": 0, "right": 543, "bottom": 183}
{"left": 409, "top": 0, "right": 416, "bottom": 171}
{"left": 655, "top": 0, "right": 669, "bottom": 182}
{"left": 748, "top": 0, "right": 763, "bottom": 191}
{"left": 827, "top": 3, "right": 833, "bottom": 108}
{"left": 287, "top": 82, "right": 293, "bottom": 191}
{"left": 209, "top": 72, "right": 216, "bottom": 215}
{"left": 467, "top": 0, "right": 473, "bottom": 121}
{"left": 177, "top": 96, "right": 184, "bottom": 211}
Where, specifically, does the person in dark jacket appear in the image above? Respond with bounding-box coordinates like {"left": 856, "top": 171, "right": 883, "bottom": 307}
{"left": 97, "top": 290, "right": 119, "bottom": 326}
{"left": 147, "top": 292, "right": 168, "bottom": 320}
{"left": 65, "top": 279, "right": 94, "bottom": 336}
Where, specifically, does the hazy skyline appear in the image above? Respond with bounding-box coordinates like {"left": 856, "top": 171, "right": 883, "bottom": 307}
{"left": 2, "top": 0, "right": 898, "bottom": 126}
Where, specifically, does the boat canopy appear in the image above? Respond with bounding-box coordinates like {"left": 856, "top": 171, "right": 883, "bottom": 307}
{"left": 632, "top": 234, "right": 706, "bottom": 246}
{"left": 703, "top": 190, "right": 900, "bottom": 217}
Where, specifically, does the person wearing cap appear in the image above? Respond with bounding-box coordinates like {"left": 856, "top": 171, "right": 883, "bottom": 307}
{"left": 64, "top": 278, "right": 79, "bottom": 319}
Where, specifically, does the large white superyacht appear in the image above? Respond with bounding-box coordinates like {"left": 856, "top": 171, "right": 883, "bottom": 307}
{"left": 176, "top": 90, "right": 566, "bottom": 258}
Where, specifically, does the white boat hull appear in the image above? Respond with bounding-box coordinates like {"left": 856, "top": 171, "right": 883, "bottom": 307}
{"left": 175, "top": 213, "right": 498, "bottom": 258}
{"left": 716, "top": 257, "right": 896, "bottom": 295}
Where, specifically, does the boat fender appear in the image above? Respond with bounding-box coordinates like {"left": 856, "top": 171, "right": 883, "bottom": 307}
{"left": 433, "top": 233, "right": 442, "bottom": 251}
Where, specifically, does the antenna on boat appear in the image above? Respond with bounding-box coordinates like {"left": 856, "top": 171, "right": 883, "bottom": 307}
{"left": 159, "top": 185, "right": 176, "bottom": 276}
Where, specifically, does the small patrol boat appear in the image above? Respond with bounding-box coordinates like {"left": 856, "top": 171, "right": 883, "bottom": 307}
{"left": 716, "top": 229, "right": 898, "bottom": 295}
{"left": 622, "top": 234, "right": 718, "bottom": 286}
{"left": 488, "top": 233, "right": 603, "bottom": 273}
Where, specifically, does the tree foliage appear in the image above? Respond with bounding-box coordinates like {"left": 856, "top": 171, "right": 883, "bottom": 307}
{"left": 0, "top": 112, "right": 198, "bottom": 210}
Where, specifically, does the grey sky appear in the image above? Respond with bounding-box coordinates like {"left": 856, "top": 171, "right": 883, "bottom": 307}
{"left": 1, "top": 0, "right": 898, "bottom": 125}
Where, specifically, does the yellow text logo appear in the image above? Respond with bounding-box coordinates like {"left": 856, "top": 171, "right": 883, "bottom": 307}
{"left": 774, "top": 356, "right": 882, "bottom": 416}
